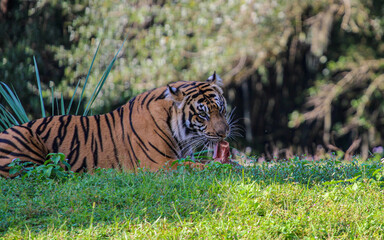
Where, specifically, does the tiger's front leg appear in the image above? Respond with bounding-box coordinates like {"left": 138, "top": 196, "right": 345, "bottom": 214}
{"left": 0, "top": 125, "right": 49, "bottom": 178}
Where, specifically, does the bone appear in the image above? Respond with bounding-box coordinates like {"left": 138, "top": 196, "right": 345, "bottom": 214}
{"left": 213, "top": 140, "right": 230, "bottom": 163}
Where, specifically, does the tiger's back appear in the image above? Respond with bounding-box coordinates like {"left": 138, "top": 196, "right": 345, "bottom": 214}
{"left": 0, "top": 74, "right": 231, "bottom": 177}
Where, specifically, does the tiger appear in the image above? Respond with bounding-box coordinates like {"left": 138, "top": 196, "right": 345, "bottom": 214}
{"left": 0, "top": 72, "right": 233, "bottom": 177}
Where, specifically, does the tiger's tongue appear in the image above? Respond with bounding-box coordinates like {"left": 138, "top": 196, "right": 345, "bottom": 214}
{"left": 213, "top": 140, "right": 230, "bottom": 163}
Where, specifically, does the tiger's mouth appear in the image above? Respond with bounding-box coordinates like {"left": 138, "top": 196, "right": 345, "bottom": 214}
{"left": 205, "top": 136, "right": 225, "bottom": 141}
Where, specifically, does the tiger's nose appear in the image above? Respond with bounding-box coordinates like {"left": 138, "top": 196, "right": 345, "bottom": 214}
{"left": 216, "top": 123, "right": 229, "bottom": 138}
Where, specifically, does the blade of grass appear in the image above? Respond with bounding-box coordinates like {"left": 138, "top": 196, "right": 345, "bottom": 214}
{"left": 76, "top": 41, "right": 101, "bottom": 115}
{"left": 66, "top": 79, "right": 81, "bottom": 115}
{"left": 0, "top": 82, "right": 29, "bottom": 124}
{"left": 11, "top": 85, "right": 27, "bottom": 119}
{"left": 33, "top": 56, "right": 46, "bottom": 118}
{"left": 83, "top": 39, "right": 126, "bottom": 116}
{"left": 55, "top": 96, "right": 59, "bottom": 115}
{"left": 61, "top": 93, "right": 65, "bottom": 115}
{"left": 0, "top": 104, "right": 19, "bottom": 131}
{"left": 51, "top": 86, "right": 55, "bottom": 116}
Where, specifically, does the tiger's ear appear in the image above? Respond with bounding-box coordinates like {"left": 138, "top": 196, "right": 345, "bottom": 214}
{"left": 166, "top": 85, "right": 184, "bottom": 106}
{"left": 206, "top": 71, "right": 223, "bottom": 87}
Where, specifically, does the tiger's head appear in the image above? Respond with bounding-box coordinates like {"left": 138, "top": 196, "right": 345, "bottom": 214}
{"left": 167, "top": 72, "right": 232, "bottom": 156}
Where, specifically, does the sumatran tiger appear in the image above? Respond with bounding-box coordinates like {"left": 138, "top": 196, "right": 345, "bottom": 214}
{"left": 0, "top": 73, "right": 235, "bottom": 177}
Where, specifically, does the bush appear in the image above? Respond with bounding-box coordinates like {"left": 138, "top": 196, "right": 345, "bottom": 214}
{"left": 8, "top": 153, "right": 75, "bottom": 181}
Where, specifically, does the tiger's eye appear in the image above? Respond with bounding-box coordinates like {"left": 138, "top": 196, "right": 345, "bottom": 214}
{"left": 199, "top": 112, "right": 208, "bottom": 119}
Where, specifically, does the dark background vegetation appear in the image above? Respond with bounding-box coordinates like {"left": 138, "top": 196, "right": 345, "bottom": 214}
{"left": 1, "top": 0, "right": 383, "bottom": 158}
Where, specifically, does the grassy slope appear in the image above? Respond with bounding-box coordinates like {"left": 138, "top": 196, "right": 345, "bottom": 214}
{"left": 1, "top": 157, "right": 384, "bottom": 239}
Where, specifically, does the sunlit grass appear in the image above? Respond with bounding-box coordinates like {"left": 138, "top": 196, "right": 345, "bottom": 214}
{"left": 1, "top": 156, "right": 384, "bottom": 239}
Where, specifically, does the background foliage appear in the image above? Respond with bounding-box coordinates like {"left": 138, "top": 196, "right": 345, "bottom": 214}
{"left": 1, "top": 0, "right": 383, "bottom": 157}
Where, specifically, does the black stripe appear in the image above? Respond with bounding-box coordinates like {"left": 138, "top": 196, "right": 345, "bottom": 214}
{"left": 186, "top": 95, "right": 196, "bottom": 105}
{"left": 140, "top": 90, "right": 153, "bottom": 109}
{"left": 128, "top": 96, "right": 136, "bottom": 104}
{"left": 153, "top": 130, "right": 179, "bottom": 158}
{"left": 180, "top": 82, "right": 198, "bottom": 92}
{"left": 136, "top": 141, "right": 157, "bottom": 164}
{"left": 52, "top": 115, "right": 72, "bottom": 152}
{"left": 94, "top": 115, "right": 104, "bottom": 151}
{"left": 34, "top": 116, "right": 55, "bottom": 135}
{"left": 80, "top": 116, "right": 90, "bottom": 143}
{"left": 148, "top": 141, "right": 173, "bottom": 159}
{"left": 128, "top": 100, "right": 148, "bottom": 151}
{"left": 104, "top": 114, "right": 120, "bottom": 168}
{"left": 118, "top": 107, "right": 126, "bottom": 141}
{"left": 11, "top": 134, "right": 46, "bottom": 160}
{"left": 190, "top": 91, "right": 209, "bottom": 99}
{"left": 18, "top": 126, "right": 46, "bottom": 153}
{"left": 40, "top": 128, "right": 52, "bottom": 142}
{"left": 0, "top": 139, "right": 21, "bottom": 152}
{"left": 91, "top": 132, "right": 99, "bottom": 167}
{"left": 148, "top": 109, "right": 179, "bottom": 156}
{"left": 110, "top": 111, "right": 116, "bottom": 128}
{"left": 176, "top": 82, "right": 190, "bottom": 89}
{"left": 9, "top": 127, "right": 46, "bottom": 159}
{"left": 146, "top": 95, "right": 156, "bottom": 110}
{"left": 0, "top": 148, "right": 44, "bottom": 164}
{"left": 26, "top": 119, "right": 37, "bottom": 128}
{"left": 67, "top": 125, "right": 80, "bottom": 166}
{"left": 165, "top": 106, "right": 181, "bottom": 151}
{"left": 76, "top": 157, "right": 88, "bottom": 172}
{"left": 10, "top": 127, "right": 32, "bottom": 143}
{"left": 184, "top": 88, "right": 198, "bottom": 95}
{"left": 199, "top": 82, "right": 211, "bottom": 89}
{"left": 154, "top": 89, "right": 167, "bottom": 100}
{"left": 1, "top": 131, "right": 9, "bottom": 135}
{"left": 26, "top": 136, "right": 47, "bottom": 157}
{"left": 126, "top": 133, "right": 138, "bottom": 169}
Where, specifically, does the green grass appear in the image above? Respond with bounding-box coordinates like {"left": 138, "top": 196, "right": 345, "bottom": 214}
{"left": 1, "top": 156, "right": 384, "bottom": 239}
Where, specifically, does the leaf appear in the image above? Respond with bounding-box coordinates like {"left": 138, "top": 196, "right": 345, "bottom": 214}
{"left": 83, "top": 38, "right": 127, "bottom": 116}
{"left": 52, "top": 155, "right": 61, "bottom": 165}
{"left": 44, "top": 159, "right": 53, "bottom": 165}
{"left": 0, "top": 104, "right": 19, "bottom": 131}
{"left": 171, "top": 160, "right": 178, "bottom": 167}
{"left": 66, "top": 78, "right": 82, "bottom": 115}
{"left": 9, "top": 168, "right": 19, "bottom": 175}
{"left": 58, "top": 153, "right": 66, "bottom": 161}
{"left": 63, "top": 161, "right": 72, "bottom": 170}
{"left": 45, "top": 167, "right": 53, "bottom": 178}
{"left": 76, "top": 41, "right": 101, "bottom": 115}
{"left": 60, "top": 93, "right": 65, "bottom": 115}
{"left": 0, "top": 82, "right": 29, "bottom": 124}
{"left": 51, "top": 85, "right": 55, "bottom": 116}
{"left": 33, "top": 56, "right": 45, "bottom": 118}
{"left": 345, "top": 175, "right": 361, "bottom": 183}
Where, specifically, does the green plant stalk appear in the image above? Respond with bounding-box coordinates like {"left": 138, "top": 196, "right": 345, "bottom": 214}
{"left": 33, "top": 56, "right": 45, "bottom": 118}
{"left": 0, "top": 82, "right": 29, "bottom": 124}
{"left": 60, "top": 93, "right": 65, "bottom": 115}
{"left": 83, "top": 38, "right": 126, "bottom": 116}
{"left": 66, "top": 79, "right": 81, "bottom": 115}
{"left": 0, "top": 104, "right": 18, "bottom": 131}
{"left": 51, "top": 86, "right": 55, "bottom": 116}
{"left": 76, "top": 41, "right": 101, "bottom": 115}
